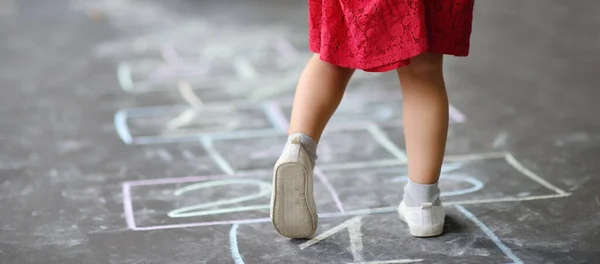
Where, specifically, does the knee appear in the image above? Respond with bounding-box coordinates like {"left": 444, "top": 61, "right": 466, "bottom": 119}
{"left": 403, "top": 53, "right": 443, "bottom": 76}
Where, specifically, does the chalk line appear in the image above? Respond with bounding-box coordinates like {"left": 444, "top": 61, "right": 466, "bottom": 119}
{"left": 263, "top": 102, "right": 289, "bottom": 132}
{"left": 314, "top": 169, "right": 346, "bottom": 213}
{"left": 121, "top": 183, "right": 137, "bottom": 229}
{"left": 350, "top": 260, "right": 425, "bottom": 264}
{"left": 367, "top": 124, "right": 408, "bottom": 162}
{"left": 133, "top": 218, "right": 271, "bottom": 231}
{"left": 117, "top": 63, "right": 134, "bottom": 93}
{"left": 229, "top": 224, "right": 245, "bottom": 264}
{"left": 168, "top": 179, "right": 271, "bottom": 218}
{"left": 165, "top": 81, "right": 205, "bottom": 131}
{"left": 274, "top": 38, "right": 299, "bottom": 60}
{"left": 161, "top": 43, "right": 181, "bottom": 64}
{"left": 131, "top": 128, "right": 281, "bottom": 145}
{"left": 299, "top": 216, "right": 362, "bottom": 250}
{"left": 348, "top": 217, "right": 365, "bottom": 262}
{"left": 114, "top": 110, "right": 133, "bottom": 145}
{"left": 234, "top": 59, "right": 257, "bottom": 79}
{"left": 448, "top": 105, "right": 466, "bottom": 123}
{"left": 201, "top": 138, "right": 235, "bottom": 175}
{"left": 504, "top": 153, "right": 569, "bottom": 195}
{"left": 178, "top": 80, "right": 204, "bottom": 107}
{"left": 455, "top": 205, "right": 523, "bottom": 264}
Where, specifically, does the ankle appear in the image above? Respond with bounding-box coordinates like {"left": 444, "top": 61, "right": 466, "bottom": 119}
{"left": 403, "top": 179, "right": 441, "bottom": 207}
{"left": 287, "top": 133, "right": 318, "bottom": 167}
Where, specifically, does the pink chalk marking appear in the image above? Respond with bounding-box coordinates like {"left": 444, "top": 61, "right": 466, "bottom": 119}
{"left": 161, "top": 43, "right": 182, "bottom": 64}
{"left": 314, "top": 169, "right": 345, "bottom": 213}
{"left": 273, "top": 38, "right": 299, "bottom": 61}
{"left": 124, "top": 171, "right": 264, "bottom": 187}
{"left": 122, "top": 182, "right": 137, "bottom": 229}
{"left": 449, "top": 105, "right": 466, "bottom": 123}
{"left": 132, "top": 218, "right": 271, "bottom": 231}
{"left": 264, "top": 101, "right": 290, "bottom": 132}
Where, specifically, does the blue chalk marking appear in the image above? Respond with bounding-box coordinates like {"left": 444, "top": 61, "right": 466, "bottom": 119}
{"left": 114, "top": 110, "right": 133, "bottom": 144}
{"left": 113, "top": 104, "right": 283, "bottom": 145}
{"left": 229, "top": 224, "right": 245, "bottom": 264}
{"left": 455, "top": 205, "right": 523, "bottom": 264}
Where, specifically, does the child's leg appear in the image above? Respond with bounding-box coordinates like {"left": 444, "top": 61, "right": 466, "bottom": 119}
{"left": 397, "top": 53, "right": 448, "bottom": 186}
{"left": 271, "top": 54, "right": 354, "bottom": 239}
{"left": 396, "top": 52, "right": 447, "bottom": 237}
{"left": 289, "top": 54, "right": 355, "bottom": 142}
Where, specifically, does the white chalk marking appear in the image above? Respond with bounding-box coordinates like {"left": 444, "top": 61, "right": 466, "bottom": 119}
{"left": 299, "top": 216, "right": 363, "bottom": 253}
{"left": 492, "top": 132, "right": 509, "bottom": 148}
{"left": 348, "top": 217, "right": 365, "bottom": 262}
{"left": 117, "top": 63, "right": 134, "bottom": 93}
{"left": 165, "top": 81, "right": 205, "bottom": 131}
{"left": 201, "top": 138, "right": 235, "bottom": 175}
{"left": 164, "top": 108, "right": 199, "bottom": 131}
{"left": 234, "top": 59, "right": 257, "bottom": 79}
{"left": 504, "top": 153, "right": 569, "bottom": 195}
{"left": 229, "top": 224, "right": 245, "bottom": 264}
{"left": 456, "top": 205, "right": 523, "bottom": 264}
{"left": 443, "top": 193, "right": 571, "bottom": 206}
{"left": 367, "top": 124, "right": 408, "bottom": 162}
{"left": 168, "top": 179, "right": 271, "bottom": 218}
{"left": 178, "top": 80, "right": 204, "bottom": 108}
{"left": 350, "top": 260, "right": 425, "bottom": 264}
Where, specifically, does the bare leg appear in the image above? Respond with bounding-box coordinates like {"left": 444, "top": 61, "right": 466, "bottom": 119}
{"left": 271, "top": 54, "right": 354, "bottom": 238}
{"left": 396, "top": 52, "right": 448, "bottom": 237}
{"left": 288, "top": 54, "right": 355, "bottom": 141}
{"left": 396, "top": 53, "right": 448, "bottom": 184}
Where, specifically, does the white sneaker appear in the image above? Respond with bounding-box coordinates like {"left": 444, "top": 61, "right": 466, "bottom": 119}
{"left": 270, "top": 136, "right": 318, "bottom": 238}
{"left": 398, "top": 200, "right": 445, "bottom": 237}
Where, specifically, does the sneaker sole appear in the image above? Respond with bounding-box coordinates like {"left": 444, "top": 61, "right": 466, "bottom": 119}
{"left": 406, "top": 222, "right": 444, "bottom": 237}
{"left": 271, "top": 162, "right": 317, "bottom": 238}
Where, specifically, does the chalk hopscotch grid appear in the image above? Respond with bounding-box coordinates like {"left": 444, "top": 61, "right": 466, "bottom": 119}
{"left": 121, "top": 151, "right": 571, "bottom": 232}
{"left": 115, "top": 37, "right": 553, "bottom": 264}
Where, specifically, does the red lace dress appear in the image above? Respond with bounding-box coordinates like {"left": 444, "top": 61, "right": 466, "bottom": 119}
{"left": 308, "top": 0, "right": 475, "bottom": 72}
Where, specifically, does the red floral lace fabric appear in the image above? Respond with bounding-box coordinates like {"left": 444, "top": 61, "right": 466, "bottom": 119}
{"left": 308, "top": 0, "right": 475, "bottom": 72}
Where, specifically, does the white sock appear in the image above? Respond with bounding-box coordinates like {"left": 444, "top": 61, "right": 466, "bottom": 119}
{"left": 287, "top": 133, "right": 318, "bottom": 167}
{"left": 403, "top": 179, "right": 441, "bottom": 207}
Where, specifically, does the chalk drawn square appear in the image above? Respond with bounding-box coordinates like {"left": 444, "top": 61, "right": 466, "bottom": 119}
{"left": 208, "top": 126, "right": 404, "bottom": 172}
{"left": 114, "top": 103, "right": 280, "bottom": 145}
{"left": 132, "top": 143, "right": 222, "bottom": 177}
{"left": 320, "top": 153, "right": 569, "bottom": 212}
{"left": 233, "top": 210, "right": 516, "bottom": 264}
{"left": 122, "top": 171, "right": 340, "bottom": 230}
